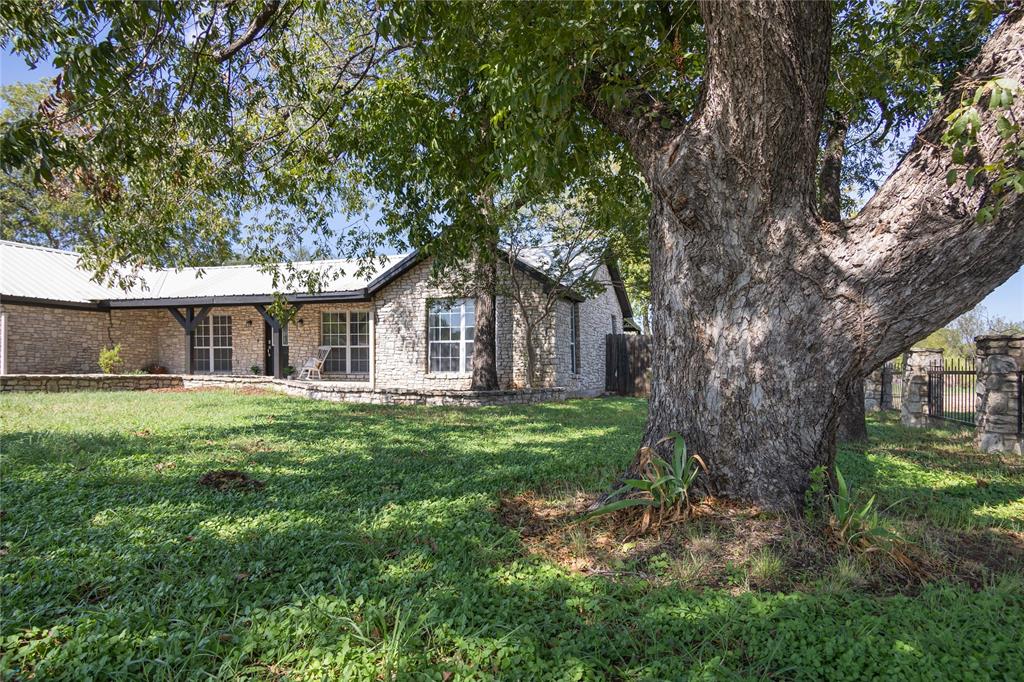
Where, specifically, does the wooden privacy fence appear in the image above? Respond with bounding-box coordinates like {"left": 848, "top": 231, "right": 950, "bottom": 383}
{"left": 605, "top": 334, "right": 652, "bottom": 395}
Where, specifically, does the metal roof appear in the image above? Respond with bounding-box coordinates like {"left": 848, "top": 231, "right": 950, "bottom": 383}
{"left": 0, "top": 240, "right": 408, "bottom": 305}
{"left": 0, "top": 240, "right": 636, "bottom": 323}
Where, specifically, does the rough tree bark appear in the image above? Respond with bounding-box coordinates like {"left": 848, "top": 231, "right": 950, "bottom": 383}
{"left": 471, "top": 243, "right": 500, "bottom": 391}
{"left": 586, "top": 2, "right": 1024, "bottom": 510}
{"left": 819, "top": 112, "right": 869, "bottom": 443}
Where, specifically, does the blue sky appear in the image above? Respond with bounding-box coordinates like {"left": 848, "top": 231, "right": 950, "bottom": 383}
{"left": 2, "top": 50, "right": 1021, "bottom": 321}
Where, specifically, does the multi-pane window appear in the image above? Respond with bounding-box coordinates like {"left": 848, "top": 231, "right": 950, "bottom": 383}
{"left": 570, "top": 302, "right": 581, "bottom": 374}
{"left": 428, "top": 299, "right": 474, "bottom": 373}
{"left": 192, "top": 315, "right": 232, "bottom": 373}
{"left": 321, "top": 311, "right": 370, "bottom": 375}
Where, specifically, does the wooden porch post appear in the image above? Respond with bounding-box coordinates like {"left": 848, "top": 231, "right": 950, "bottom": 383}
{"left": 167, "top": 306, "right": 211, "bottom": 375}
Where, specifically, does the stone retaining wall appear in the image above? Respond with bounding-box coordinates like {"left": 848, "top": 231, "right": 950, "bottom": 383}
{"left": 0, "top": 372, "right": 568, "bottom": 406}
{"left": 183, "top": 374, "right": 567, "bottom": 406}
{"left": 0, "top": 373, "right": 184, "bottom": 392}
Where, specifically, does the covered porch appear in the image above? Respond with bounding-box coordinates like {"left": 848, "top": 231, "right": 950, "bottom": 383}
{"left": 125, "top": 297, "right": 376, "bottom": 383}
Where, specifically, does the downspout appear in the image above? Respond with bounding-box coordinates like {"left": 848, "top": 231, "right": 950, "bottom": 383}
{"left": 370, "top": 298, "right": 377, "bottom": 391}
{"left": 0, "top": 308, "right": 7, "bottom": 375}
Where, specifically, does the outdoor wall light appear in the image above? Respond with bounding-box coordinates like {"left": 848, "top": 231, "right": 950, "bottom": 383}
{"left": 297, "top": 318, "right": 305, "bottom": 327}
{"left": 245, "top": 320, "right": 252, "bottom": 327}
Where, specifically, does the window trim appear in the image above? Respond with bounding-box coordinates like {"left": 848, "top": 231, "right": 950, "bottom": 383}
{"left": 321, "top": 310, "right": 371, "bottom": 376}
{"left": 427, "top": 298, "right": 475, "bottom": 375}
{"left": 192, "top": 314, "right": 233, "bottom": 374}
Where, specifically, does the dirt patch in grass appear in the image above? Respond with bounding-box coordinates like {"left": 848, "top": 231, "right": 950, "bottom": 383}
{"left": 198, "top": 469, "right": 266, "bottom": 492}
{"left": 496, "top": 492, "right": 1024, "bottom": 595}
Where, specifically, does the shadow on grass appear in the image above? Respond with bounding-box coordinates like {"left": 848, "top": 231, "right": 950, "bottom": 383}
{"left": 838, "top": 412, "right": 1024, "bottom": 530}
{"left": 3, "top": 393, "right": 1023, "bottom": 678}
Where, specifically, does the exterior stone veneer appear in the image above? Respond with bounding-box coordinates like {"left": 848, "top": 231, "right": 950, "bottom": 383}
{"left": 901, "top": 348, "right": 943, "bottom": 428}
{"left": 975, "top": 335, "right": 1023, "bottom": 455}
{"left": 1, "top": 257, "right": 623, "bottom": 397}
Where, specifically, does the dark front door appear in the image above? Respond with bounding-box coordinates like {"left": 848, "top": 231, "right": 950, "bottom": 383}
{"left": 264, "top": 322, "right": 289, "bottom": 375}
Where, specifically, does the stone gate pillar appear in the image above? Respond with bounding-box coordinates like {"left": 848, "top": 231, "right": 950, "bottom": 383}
{"left": 863, "top": 366, "right": 885, "bottom": 412}
{"left": 975, "top": 335, "right": 1023, "bottom": 455}
{"left": 901, "top": 348, "right": 943, "bottom": 428}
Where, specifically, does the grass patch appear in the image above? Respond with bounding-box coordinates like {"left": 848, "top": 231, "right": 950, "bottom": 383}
{"left": 2, "top": 391, "right": 1022, "bottom": 679}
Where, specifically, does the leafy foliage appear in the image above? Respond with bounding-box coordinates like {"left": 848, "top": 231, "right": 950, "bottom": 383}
{"left": 0, "top": 81, "right": 93, "bottom": 250}
{"left": 916, "top": 305, "right": 1024, "bottom": 359}
{"left": 943, "top": 77, "right": 1023, "bottom": 222}
{"left": 823, "top": 0, "right": 992, "bottom": 215}
{"left": 830, "top": 466, "right": 902, "bottom": 554}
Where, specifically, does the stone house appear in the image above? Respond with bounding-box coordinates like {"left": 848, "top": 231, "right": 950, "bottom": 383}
{"left": 0, "top": 240, "right": 637, "bottom": 397}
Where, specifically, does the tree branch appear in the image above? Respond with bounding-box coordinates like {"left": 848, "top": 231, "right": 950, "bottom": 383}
{"left": 578, "top": 73, "right": 682, "bottom": 164}
{"left": 215, "top": 0, "right": 283, "bottom": 63}
{"left": 842, "top": 8, "right": 1024, "bottom": 370}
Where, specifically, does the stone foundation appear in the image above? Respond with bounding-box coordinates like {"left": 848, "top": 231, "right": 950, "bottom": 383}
{"left": 975, "top": 335, "right": 1023, "bottom": 455}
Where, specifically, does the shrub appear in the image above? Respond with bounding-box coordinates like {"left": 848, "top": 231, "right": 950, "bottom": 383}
{"left": 804, "top": 465, "right": 828, "bottom": 524}
{"left": 97, "top": 345, "right": 123, "bottom": 374}
{"left": 830, "top": 466, "right": 901, "bottom": 553}
{"left": 284, "top": 365, "right": 296, "bottom": 377}
{"left": 587, "top": 433, "right": 706, "bottom": 532}
{"left": 251, "top": 364, "right": 262, "bottom": 375}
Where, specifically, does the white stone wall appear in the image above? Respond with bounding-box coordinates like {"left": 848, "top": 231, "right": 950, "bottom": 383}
{"left": 0, "top": 303, "right": 163, "bottom": 374}
{"left": 2, "top": 258, "right": 627, "bottom": 394}
{"left": 552, "top": 265, "right": 622, "bottom": 396}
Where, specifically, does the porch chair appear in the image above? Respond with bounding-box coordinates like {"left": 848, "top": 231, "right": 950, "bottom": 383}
{"left": 297, "top": 346, "right": 332, "bottom": 381}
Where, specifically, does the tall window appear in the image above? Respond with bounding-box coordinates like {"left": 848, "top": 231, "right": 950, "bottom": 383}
{"left": 321, "top": 311, "right": 370, "bottom": 375}
{"left": 428, "top": 299, "right": 474, "bottom": 373}
{"left": 193, "top": 315, "right": 232, "bottom": 373}
{"left": 570, "top": 302, "right": 581, "bottom": 374}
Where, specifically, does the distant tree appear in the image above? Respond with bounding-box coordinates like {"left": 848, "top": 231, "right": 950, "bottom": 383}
{"left": 500, "top": 200, "right": 607, "bottom": 388}
{"left": 0, "top": 81, "right": 92, "bottom": 250}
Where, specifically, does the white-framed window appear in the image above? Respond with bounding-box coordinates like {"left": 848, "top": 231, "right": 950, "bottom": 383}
{"left": 193, "top": 315, "right": 232, "bottom": 373}
{"left": 570, "top": 302, "right": 581, "bottom": 375}
{"left": 321, "top": 311, "right": 370, "bottom": 374}
{"left": 428, "top": 298, "right": 474, "bottom": 373}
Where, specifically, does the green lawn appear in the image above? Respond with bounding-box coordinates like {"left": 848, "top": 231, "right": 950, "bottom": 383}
{"left": 2, "top": 390, "right": 1022, "bottom": 680}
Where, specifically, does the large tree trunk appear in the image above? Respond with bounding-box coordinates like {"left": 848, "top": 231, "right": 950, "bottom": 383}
{"left": 819, "top": 112, "right": 868, "bottom": 443}
{"left": 837, "top": 379, "right": 869, "bottom": 443}
{"left": 588, "top": 2, "right": 1024, "bottom": 511}
{"left": 471, "top": 235, "right": 500, "bottom": 391}
{"left": 471, "top": 257, "right": 499, "bottom": 390}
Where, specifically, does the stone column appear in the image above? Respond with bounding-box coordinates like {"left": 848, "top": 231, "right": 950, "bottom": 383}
{"left": 863, "top": 366, "right": 885, "bottom": 412}
{"left": 975, "top": 335, "right": 1023, "bottom": 455}
{"left": 901, "top": 348, "right": 943, "bottom": 428}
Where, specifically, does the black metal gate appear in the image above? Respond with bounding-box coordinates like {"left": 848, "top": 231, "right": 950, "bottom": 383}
{"left": 927, "top": 358, "right": 976, "bottom": 427}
